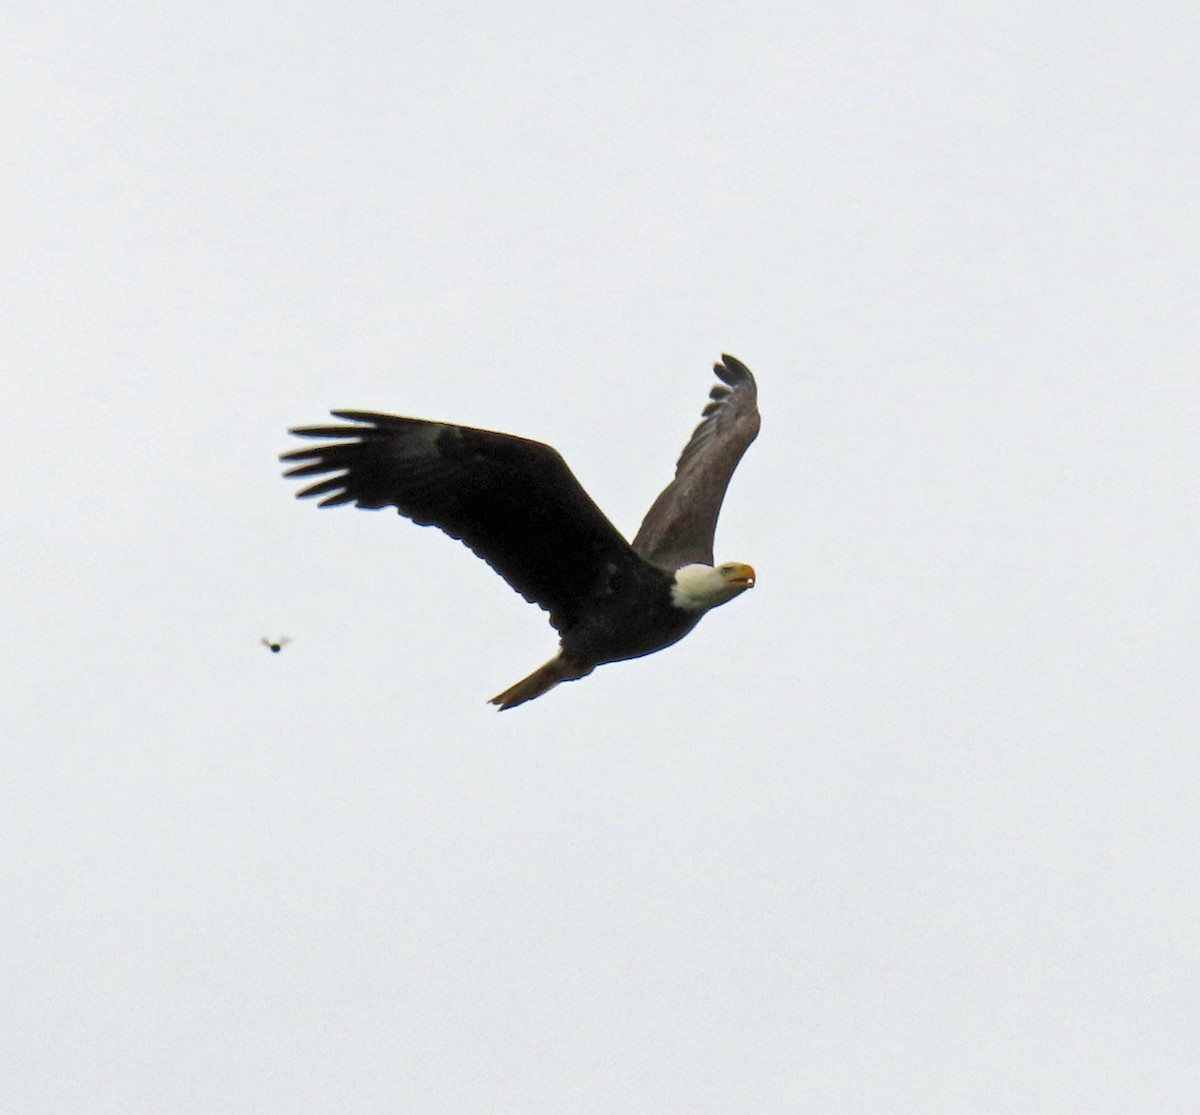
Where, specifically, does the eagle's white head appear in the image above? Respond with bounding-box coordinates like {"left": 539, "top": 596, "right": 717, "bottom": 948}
{"left": 670, "top": 562, "right": 756, "bottom": 613}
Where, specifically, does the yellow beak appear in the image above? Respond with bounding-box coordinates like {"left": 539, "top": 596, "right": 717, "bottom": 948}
{"left": 725, "top": 563, "right": 756, "bottom": 589}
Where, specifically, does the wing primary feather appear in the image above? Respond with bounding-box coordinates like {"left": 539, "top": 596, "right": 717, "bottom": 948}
{"left": 281, "top": 460, "right": 340, "bottom": 479}
{"left": 288, "top": 425, "right": 365, "bottom": 440}
{"left": 296, "top": 476, "right": 351, "bottom": 500}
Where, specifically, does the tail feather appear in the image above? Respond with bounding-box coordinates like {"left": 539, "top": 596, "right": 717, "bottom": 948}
{"left": 489, "top": 654, "right": 592, "bottom": 711}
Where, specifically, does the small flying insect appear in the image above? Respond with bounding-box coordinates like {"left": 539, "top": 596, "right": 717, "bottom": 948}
{"left": 260, "top": 636, "right": 292, "bottom": 653}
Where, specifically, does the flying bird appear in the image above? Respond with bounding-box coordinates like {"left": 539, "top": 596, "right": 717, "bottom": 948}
{"left": 261, "top": 636, "right": 291, "bottom": 653}
{"left": 281, "top": 354, "right": 760, "bottom": 709}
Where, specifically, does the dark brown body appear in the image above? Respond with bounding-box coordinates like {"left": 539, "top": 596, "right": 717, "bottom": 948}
{"left": 559, "top": 561, "right": 698, "bottom": 667}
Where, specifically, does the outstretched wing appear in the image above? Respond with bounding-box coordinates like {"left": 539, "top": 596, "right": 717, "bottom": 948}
{"left": 632, "top": 355, "right": 760, "bottom": 569}
{"left": 281, "top": 412, "right": 641, "bottom": 632}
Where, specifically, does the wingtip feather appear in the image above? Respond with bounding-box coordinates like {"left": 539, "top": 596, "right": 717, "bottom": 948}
{"left": 715, "top": 354, "right": 753, "bottom": 384}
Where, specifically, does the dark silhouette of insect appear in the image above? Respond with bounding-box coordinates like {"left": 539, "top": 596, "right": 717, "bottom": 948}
{"left": 260, "top": 636, "right": 291, "bottom": 653}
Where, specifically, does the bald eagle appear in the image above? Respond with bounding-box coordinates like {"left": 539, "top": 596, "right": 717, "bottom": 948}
{"left": 281, "top": 354, "right": 760, "bottom": 709}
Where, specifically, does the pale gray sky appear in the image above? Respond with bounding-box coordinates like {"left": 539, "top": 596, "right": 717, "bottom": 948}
{"left": 5, "top": 2, "right": 1199, "bottom": 1111}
